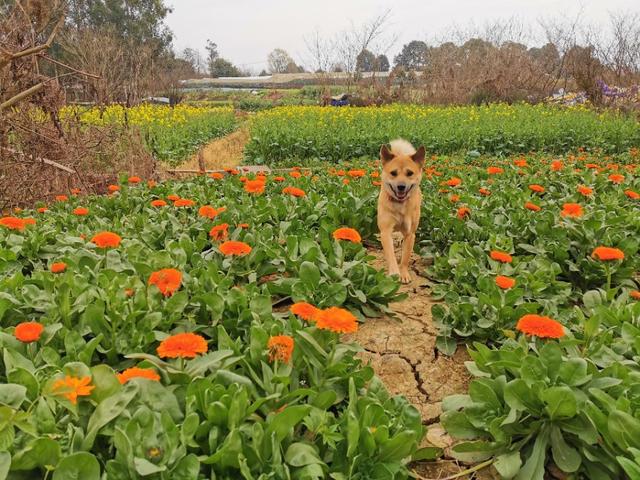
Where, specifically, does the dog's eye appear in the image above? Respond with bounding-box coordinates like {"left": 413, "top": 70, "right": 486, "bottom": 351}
{"left": 406, "top": 170, "right": 414, "bottom": 177}
{"left": 390, "top": 170, "right": 398, "bottom": 177}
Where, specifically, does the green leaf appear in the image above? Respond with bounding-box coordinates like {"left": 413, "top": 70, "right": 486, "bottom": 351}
{"left": 412, "top": 447, "right": 443, "bottom": 461}
{"left": 53, "top": 452, "right": 101, "bottom": 480}
{"left": 266, "top": 405, "right": 311, "bottom": 442}
{"left": 0, "top": 452, "right": 9, "bottom": 480}
{"left": 494, "top": 451, "right": 522, "bottom": 479}
{"left": 558, "top": 358, "right": 590, "bottom": 387}
{"left": 550, "top": 426, "right": 581, "bottom": 473}
{"left": 134, "top": 457, "right": 166, "bottom": 475}
{"left": 0, "top": 384, "right": 26, "bottom": 408}
{"left": 11, "top": 438, "right": 61, "bottom": 470}
{"left": 285, "top": 443, "right": 322, "bottom": 467}
{"left": 542, "top": 386, "right": 578, "bottom": 420}
{"left": 608, "top": 410, "right": 640, "bottom": 451}
{"left": 299, "top": 261, "right": 321, "bottom": 289}
{"left": 515, "top": 427, "right": 549, "bottom": 480}
{"left": 171, "top": 454, "right": 200, "bottom": 480}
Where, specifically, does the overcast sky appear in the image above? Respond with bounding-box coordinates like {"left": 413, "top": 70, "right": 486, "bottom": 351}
{"left": 165, "top": 0, "right": 638, "bottom": 73}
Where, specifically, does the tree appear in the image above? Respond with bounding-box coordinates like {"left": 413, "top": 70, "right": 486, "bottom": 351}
{"left": 394, "top": 40, "right": 428, "bottom": 69}
{"left": 268, "top": 48, "right": 295, "bottom": 73}
{"left": 356, "top": 49, "right": 376, "bottom": 71}
{"left": 376, "top": 54, "right": 390, "bottom": 71}
{"left": 205, "top": 40, "right": 219, "bottom": 73}
{"left": 181, "top": 47, "right": 203, "bottom": 74}
{"left": 209, "top": 57, "right": 241, "bottom": 77}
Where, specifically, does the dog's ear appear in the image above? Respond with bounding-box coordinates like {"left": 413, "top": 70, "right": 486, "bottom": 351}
{"left": 380, "top": 144, "right": 394, "bottom": 163}
{"left": 412, "top": 146, "right": 426, "bottom": 165}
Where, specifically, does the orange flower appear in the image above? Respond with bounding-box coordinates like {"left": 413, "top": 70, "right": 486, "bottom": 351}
{"left": 73, "top": 207, "right": 89, "bottom": 216}
{"left": 52, "top": 375, "right": 95, "bottom": 404}
{"left": 445, "top": 177, "right": 462, "bottom": 187}
{"left": 125, "top": 288, "right": 135, "bottom": 297}
{"left": 209, "top": 223, "right": 229, "bottom": 241}
{"left": 117, "top": 367, "right": 160, "bottom": 384}
{"left": 315, "top": 307, "right": 358, "bottom": 333}
{"left": 342, "top": 178, "right": 350, "bottom": 185}
{"left": 238, "top": 223, "right": 249, "bottom": 229}
{"left": 91, "top": 231, "right": 121, "bottom": 248}
{"left": 577, "top": 185, "right": 593, "bottom": 197}
{"left": 198, "top": 205, "right": 222, "bottom": 219}
{"left": 608, "top": 173, "right": 624, "bottom": 184}
{"left": 456, "top": 207, "right": 470, "bottom": 219}
{"left": 490, "top": 250, "right": 513, "bottom": 263}
{"left": 624, "top": 190, "right": 640, "bottom": 200}
{"left": 282, "top": 187, "right": 306, "bottom": 197}
{"left": 0, "top": 216, "right": 26, "bottom": 231}
{"left": 23, "top": 217, "right": 36, "bottom": 225}
{"left": 336, "top": 170, "right": 346, "bottom": 176}
{"left": 630, "top": 290, "right": 640, "bottom": 300}
{"left": 348, "top": 169, "right": 366, "bottom": 178}
{"left": 495, "top": 275, "right": 516, "bottom": 289}
{"left": 561, "top": 203, "right": 583, "bottom": 218}
{"left": 151, "top": 199, "right": 167, "bottom": 207}
{"left": 487, "top": 166, "right": 503, "bottom": 174}
{"left": 239, "top": 176, "right": 248, "bottom": 183}
{"left": 332, "top": 227, "right": 362, "bottom": 243}
{"left": 210, "top": 172, "right": 224, "bottom": 180}
{"left": 37, "top": 207, "right": 48, "bottom": 213}
{"left": 290, "top": 302, "right": 321, "bottom": 321}
{"left": 370, "top": 171, "right": 380, "bottom": 178}
{"left": 290, "top": 171, "right": 302, "bottom": 178}
{"left": 449, "top": 194, "right": 460, "bottom": 203}
{"left": 167, "top": 194, "right": 180, "bottom": 202}
{"left": 524, "top": 202, "right": 541, "bottom": 212}
{"left": 55, "top": 195, "right": 69, "bottom": 202}
{"left": 107, "top": 185, "right": 120, "bottom": 193}
{"left": 147, "top": 180, "right": 157, "bottom": 188}
{"left": 70, "top": 188, "right": 81, "bottom": 195}
{"left": 372, "top": 180, "right": 382, "bottom": 187}
{"left": 514, "top": 159, "right": 528, "bottom": 168}
{"left": 592, "top": 246, "right": 624, "bottom": 261}
{"left": 479, "top": 188, "right": 491, "bottom": 196}
{"left": 529, "top": 184, "right": 545, "bottom": 193}
{"left": 267, "top": 335, "right": 294, "bottom": 363}
{"left": 50, "top": 262, "right": 67, "bottom": 273}
{"left": 274, "top": 176, "right": 285, "bottom": 182}
{"left": 244, "top": 179, "right": 266, "bottom": 194}
{"left": 219, "top": 241, "right": 252, "bottom": 256}
{"left": 14, "top": 321, "right": 44, "bottom": 343}
{"left": 229, "top": 169, "right": 240, "bottom": 175}
{"left": 174, "top": 199, "right": 195, "bottom": 207}
{"left": 148, "top": 268, "right": 182, "bottom": 297}
{"left": 157, "top": 332, "right": 208, "bottom": 358}
{"left": 585, "top": 163, "right": 600, "bottom": 170}
{"left": 516, "top": 314, "right": 565, "bottom": 339}
{"left": 551, "top": 160, "right": 563, "bottom": 171}
{"left": 128, "top": 176, "right": 141, "bottom": 184}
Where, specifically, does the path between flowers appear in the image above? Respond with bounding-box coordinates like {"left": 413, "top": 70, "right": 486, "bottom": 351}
{"left": 347, "top": 240, "right": 495, "bottom": 479}
{"left": 175, "top": 125, "right": 250, "bottom": 172}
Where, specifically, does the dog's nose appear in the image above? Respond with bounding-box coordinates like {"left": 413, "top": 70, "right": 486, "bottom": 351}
{"left": 397, "top": 183, "right": 406, "bottom": 191}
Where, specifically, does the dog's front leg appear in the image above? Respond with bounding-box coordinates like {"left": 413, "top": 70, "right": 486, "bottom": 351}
{"left": 399, "top": 232, "right": 415, "bottom": 284}
{"left": 380, "top": 228, "right": 400, "bottom": 278}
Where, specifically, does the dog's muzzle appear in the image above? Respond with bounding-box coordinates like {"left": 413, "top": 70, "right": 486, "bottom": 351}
{"left": 386, "top": 182, "right": 414, "bottom": 202}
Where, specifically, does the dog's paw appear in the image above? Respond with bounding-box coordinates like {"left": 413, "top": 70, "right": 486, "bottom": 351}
{"left": 399, "top": 269, "right": 412, "bottom": 284}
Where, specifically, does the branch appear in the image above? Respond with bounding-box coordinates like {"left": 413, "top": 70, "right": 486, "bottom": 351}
{"left": 0, "top": 82, "right": 44, "bottom": 110}
{"left": 1, "top": 147, "right": 75, "bottom": 174}
{"left": 0, "top": 14, "right": 64, "bottom": 68}
{"left": 38, "top": 54, "right": 101, "bottom": 79}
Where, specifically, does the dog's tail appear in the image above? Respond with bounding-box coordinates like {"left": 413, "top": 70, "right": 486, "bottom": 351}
{"left": 389, "top": 138, "right": 416, "bottom": 157}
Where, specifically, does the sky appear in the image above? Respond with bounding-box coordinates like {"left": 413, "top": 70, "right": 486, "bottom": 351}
{"left": 165, "top": 0, "right": 638, "bottom": 73}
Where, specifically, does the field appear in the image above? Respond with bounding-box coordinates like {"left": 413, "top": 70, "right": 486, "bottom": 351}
{"left": 2, "top": 101, "right": 640, "bottom": 479}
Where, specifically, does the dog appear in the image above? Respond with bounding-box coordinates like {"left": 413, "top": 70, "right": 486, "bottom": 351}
{"left": 377, "top": 139, "right": 425, "bottom": 283}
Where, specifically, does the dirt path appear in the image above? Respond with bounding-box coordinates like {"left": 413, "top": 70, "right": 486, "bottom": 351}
{"left": 346, "top": 241, "right": 495, "bottom": 479}
{"left": 175, "top": 126, "right": 250, "bottom": 171}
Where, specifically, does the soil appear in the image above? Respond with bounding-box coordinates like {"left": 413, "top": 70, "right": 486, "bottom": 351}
{"left": 172, "top": 125, "right": 250, "bottom": 172}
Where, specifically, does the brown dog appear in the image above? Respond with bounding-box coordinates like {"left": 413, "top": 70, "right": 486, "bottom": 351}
{"left": 377, "top": 139, "right": 425, "bottom": 283}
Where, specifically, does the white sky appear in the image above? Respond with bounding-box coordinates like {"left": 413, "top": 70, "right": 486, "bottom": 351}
{"left": 165, "top": 0, "right": 638, "bottom": 73}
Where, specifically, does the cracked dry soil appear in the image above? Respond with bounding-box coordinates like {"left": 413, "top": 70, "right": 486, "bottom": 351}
{"left": 345, "top": 244, "right": 497, "bottom": 479}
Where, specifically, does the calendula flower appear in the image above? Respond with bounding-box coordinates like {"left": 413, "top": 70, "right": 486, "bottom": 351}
{"left": 561, "top": 203, "right": 583, "bottom": 218}
{"left": 210, "top": 172, "right": 224, "bottom": 180}
{"left": 551, "top": 160, "right": 563, "bottom": 171}
{"left": 167, "top": 194, "right": 180, "bottom": 202}
{"left": 244, "top": 179, "right": 266, "bottom": 194}
{"left": 274, "top": 176, "right": 285, "bottom": 182}
{"left": 209, "top": 223, "right": 229, "bottom": 241}
{"left": 0, "top": 216, "right": 26, "bottom": 231}
{"left": 290, "top": 171, "right": 301, "bottom": 178}
{"left": 70, "top": 188, "right": 81, "bottom": 195}
{"left": 238, "top": 223, "right": 249, "bottom": 229}
{"left": 373, "top": 180, "right": 382, "bottom": 186}
{"left": 525, "top": 202, "right": 541, "bottom": 212}
{"left": 219, "top": 241, "right": 252, "bottom": 256}
{"left": 516, "top": 314, "right": 565, "bottom": 339}
{"left": 55, "top": 195, "right": 68, "bottom": 202}
{"left": 290, "top": 302, "right": 321, "bottom": 321}
{"left": 479, "top": 188, "right": 491, "bottom": 196}
{"left": 449, "top": 194, "right": 460, "bottom": 203}
{"left": 151, "top": 199, "right": 167, "bottom": 207}
{"left": 198, "top": 205, "right": 221, "bottom": 219}
{"left": 73, "top": 207, "right": 89, "bottom": 216}
{"left": 37, "top": 207, "right": 48, "bottom": 213}
{"left": 456, "top": 207, "right": 470, "bottom": 219}
{"left": 107, "top": 185, "right": 120, "bottom": 193}
{"left": 608, "top": 173, "right": 624, "bottom": 184}
{"left": 490, "top": 250, "right": 513, "bottom": 263}
{"left": 91, "top": 231, "right": 121, "bottom": 248}
{"left": 529, "top": 184, "right": 545, "bottom": 193}
{"left": 630, "top": 290, "right": 640, "bottom": 300}
{"left": 315, "top": 307, "right": 358, "bottom": 333}
{"left": 585, "top": 163, "right": 599, "bottom": 170}
{"left": 148, "top": 268, "right": 182, "bottom": 297}
{"left": 445, "top": 177, "right": 461, "bottom": 187}
{"left": 624, "top": 190, "right": 639, "bottom": 200}
{"left": 495, "top": 275, "right": 516, "bottom": 289}
{"left": 332, "top": 227, "right": 362, "bottom": 243}
{"left": 128, "top": 176, "right": 141, "bottom": 184}
{"left": 348, "top": 169, "right": 366, "bottom": 178}
{"left": 50, "top": 262, "right": 67, "bottom": 273}
{"left": 157, "top": 332, "right": 208, "bottom": 358}
{"left": 592, "top": 246, "right": 624, "bottom": 261}
{"left": 342, "top": 178, "right": 350, "bottom": 185}
{"left": 577, "top": 185, "right": 593, "bottom": 197}
{"left": 370, "top": 171, "right": 380, "bottom": 178}
{"left": 174, "top": 199, "right": 195, "bottom": 207}
{"left": 52, "top": 375, "right": 95, "bottom": 404}
{"left": 14, "top": 321, "right": 44, "bottom": 343}
{"left": 267, "top": 335, "right": 294, "bottom": 362}
{"left": 487, "top": 166, "right": 503, "bottom": 174}
{"left": 514, "top": 159, "right": 528, "bottom": 168}
{"left": 147, "top": 180, "right": 157, "bottom": 188}
{"left": 282, "top": 187, "right": 306, "bottom": 197}
{"left": 117, "top": 367, "right": 160, "bottom": 384}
